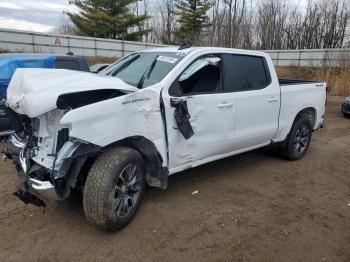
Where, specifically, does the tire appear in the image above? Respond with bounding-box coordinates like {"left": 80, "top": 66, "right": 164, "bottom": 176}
{"left": 281, "top": 115, "right": 313, "bottom": 161}
{"left": 343, "top": 112, "right": 350, "bottom": 118}
{"left": 83, "top": 147, "right": 146, "bottom": 231}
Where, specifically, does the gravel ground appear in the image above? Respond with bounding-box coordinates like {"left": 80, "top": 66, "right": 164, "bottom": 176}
{"left": 0, "top": 96, "right": 349, "bottom": 262}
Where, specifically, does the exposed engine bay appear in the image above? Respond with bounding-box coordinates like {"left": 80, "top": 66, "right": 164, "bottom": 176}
{"left": 4, "top": 107, "right": 101, "bottom": 202}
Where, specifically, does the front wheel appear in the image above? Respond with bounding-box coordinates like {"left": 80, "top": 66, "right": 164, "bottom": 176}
{"left": 281, "top": 115, "right": 313, "bottom": 160}
{"left": 83, "top": 147, "right": 146, "bottom": 231}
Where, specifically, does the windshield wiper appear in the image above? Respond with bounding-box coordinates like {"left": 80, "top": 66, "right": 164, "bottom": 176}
{"left": 137, "top": 55, "right": 159, "bottom": 88}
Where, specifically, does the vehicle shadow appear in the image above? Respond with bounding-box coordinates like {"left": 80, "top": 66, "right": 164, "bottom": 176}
{"left": 52, "top": 146, "right": 282, "bottom": 234}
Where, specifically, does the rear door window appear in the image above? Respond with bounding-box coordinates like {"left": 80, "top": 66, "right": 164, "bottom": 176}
{"left": 55, "top": 60, "right": 80, "bottom": 71}
{"left": 223, "top": 54, "right": 271, "bottom": 92}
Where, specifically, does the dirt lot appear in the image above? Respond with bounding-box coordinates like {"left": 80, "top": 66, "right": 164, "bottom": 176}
{"left": 0, "top": 97, "right": 349, "bottom": 262}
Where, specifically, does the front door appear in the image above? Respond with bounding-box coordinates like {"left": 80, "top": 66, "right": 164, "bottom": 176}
{"left": 162, "top": 54, "right": 237, "bottom": 173}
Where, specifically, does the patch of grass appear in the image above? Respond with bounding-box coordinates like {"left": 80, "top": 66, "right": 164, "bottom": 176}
{"left": 276, "top": 66, "right": 350, "bottom": 96}
{"left": 85, "top": 56, "right": 119, "bottom": 66}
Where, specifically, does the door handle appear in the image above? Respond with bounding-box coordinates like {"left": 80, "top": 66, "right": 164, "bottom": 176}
{"left": 218, "top": 102, "right": 233, "bottom": 108}
{"left": 267, "top": 97, "right": 279, "bottom": 102}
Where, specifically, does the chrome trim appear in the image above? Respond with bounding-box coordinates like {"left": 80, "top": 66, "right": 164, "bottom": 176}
{"left": 28, "top": 178, "right": 58, "bottom": 201}
{"left": 0, "top": 130, "right": 15, "bottom": 137}
{"left": 9, "top": 133, "right": 26, "bottom": 148}
{"left": 19, "top": 150, "right": 29, "bottom": 174}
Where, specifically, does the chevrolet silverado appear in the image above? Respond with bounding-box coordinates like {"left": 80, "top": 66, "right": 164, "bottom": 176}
{"left": 3, "top": 47, "right": 326, "bottom": 231}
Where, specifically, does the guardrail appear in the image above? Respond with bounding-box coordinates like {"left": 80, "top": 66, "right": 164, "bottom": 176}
{"left": 1, "top": 28, "right": 350, "bottom": 67}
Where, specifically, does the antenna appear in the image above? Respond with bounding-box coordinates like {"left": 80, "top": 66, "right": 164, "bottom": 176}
{"left": 178, "top": 42, "right": 192, "bottom": 50}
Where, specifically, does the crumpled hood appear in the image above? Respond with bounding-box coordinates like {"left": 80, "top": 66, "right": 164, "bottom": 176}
{"left": 7, "top": 68, "right": 138, "bottom": 118}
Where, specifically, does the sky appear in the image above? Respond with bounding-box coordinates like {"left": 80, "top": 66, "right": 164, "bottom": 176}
{"left": 0, "top": 0, "right": 79, "bottom": 32}
{"left": 0, "top": 0, "right": 308, "bottom": 33}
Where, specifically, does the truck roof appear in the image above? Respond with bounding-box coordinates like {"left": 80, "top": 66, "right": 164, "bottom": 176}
{"left": 143, "top": 46, "right": 267, "bottom": 57}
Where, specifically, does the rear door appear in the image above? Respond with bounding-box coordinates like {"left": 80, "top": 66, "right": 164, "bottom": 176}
{"left": 162, "top": 54, "right": 237, "bottom": 173}
{"left": 222, "top": 54, "right": 280, "bottom": 150}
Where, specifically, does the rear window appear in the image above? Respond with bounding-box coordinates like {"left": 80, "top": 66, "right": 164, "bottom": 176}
{"left": 55, "top": 60, "right": 80, "bottom": 71}
{"left": 223, "top": 54, "right": 270, "bottom": 92}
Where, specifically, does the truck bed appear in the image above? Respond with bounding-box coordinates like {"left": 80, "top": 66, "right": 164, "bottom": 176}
{"left": 274, "top": 79, "right": 327, "bottom": 143}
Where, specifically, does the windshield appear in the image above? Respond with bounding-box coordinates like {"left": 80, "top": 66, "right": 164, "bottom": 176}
{"left": 99, "top": 52, "right": 186, "bottom": 88}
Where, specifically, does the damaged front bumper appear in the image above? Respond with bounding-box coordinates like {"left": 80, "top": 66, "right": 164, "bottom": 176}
{"left": 13, "top": 177, "right": 58, "bottom": 203}
{"left": 27, "top": 177, "right": 57, "bottom": 200}
{"left": 4, "top": 134, "right": 98, "bottom": 202}
{"left": 3, "top": 134, "right": 60, "bottom": 201}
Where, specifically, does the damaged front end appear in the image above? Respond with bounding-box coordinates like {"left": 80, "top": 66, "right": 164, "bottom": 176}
{"left": 4, "top": 68, "right": 168, "bottom": 208}
{"left": 3, "top": 107, "right": 100, "bottom": 203}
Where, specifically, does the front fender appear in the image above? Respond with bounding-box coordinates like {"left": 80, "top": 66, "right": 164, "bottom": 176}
{"left": 60, "top": 87, "right": 167, "bottom": 166}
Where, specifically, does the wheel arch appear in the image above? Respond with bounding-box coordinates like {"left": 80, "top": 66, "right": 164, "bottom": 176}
{"left": 102, "top": 136, "right": 168, "bottom": 189}
{"left": 277, "top": 107, "right": 316, "bottom": 148}
{"left": 293, "top": 107, "right": 317, "bottom": 129}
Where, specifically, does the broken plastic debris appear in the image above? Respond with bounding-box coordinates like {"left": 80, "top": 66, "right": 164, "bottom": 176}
{"left": 282, "top": 229, "right": 289, "bottom": 235}
{"left": 192, "top": 190, "right": 198, "bottom": 195}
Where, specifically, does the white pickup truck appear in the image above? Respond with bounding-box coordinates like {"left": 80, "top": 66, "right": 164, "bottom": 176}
{"left": 3, "top": 47, "right": 326, "bottom": 231}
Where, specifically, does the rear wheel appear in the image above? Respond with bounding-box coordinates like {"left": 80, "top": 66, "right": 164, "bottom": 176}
{"left": 83, "top": 147, "right": 146, "bottom": 231}
{"left": 281, "top": 115, "right": 312, "bottom": 160}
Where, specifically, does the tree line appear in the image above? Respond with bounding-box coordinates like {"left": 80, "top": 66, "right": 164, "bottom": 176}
{"left": 62, "top": 0, "right": 350, "bottom": 50}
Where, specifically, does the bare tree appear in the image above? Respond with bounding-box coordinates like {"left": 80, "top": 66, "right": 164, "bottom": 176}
{"left": 206, "top": 0, "right": 254, "bottom": 48}
{"left": 51, "top": 15, "right": 77, "bottom": 35}
{"left": 255, "top": 0, "right": 289, "bottom": 49}
{"left": 141, "top": 0, "right": 350, "bottom": 49}
{"left": 150, "top": 0, "right": 177, "bottom": 44}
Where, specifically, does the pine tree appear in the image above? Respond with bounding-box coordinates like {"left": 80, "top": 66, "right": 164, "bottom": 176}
{"left": 175, "top": 0, "right": 212, "bottom": 44}
{"left": 67, "top": 0, "right": 150, "bottom": 41}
